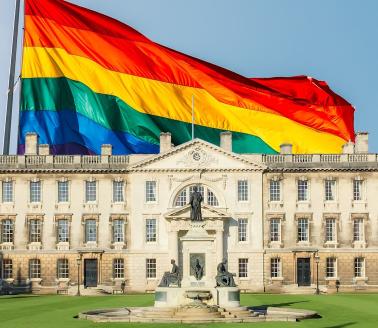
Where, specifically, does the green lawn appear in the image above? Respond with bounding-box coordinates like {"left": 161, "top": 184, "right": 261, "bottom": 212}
{"left": 0, "top": 293, "right": 376, "bottom": 328}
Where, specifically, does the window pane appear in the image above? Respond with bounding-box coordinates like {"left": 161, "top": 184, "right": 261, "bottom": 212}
{"left": 270, "top": 219, "right": 280, "bottom": 242}
{"left": 146, "top": 219, "right": 157, "bottom": 242}
{"left": 238, "top": 258, "right": 248, "bottom": 277}
{"left": 297, "top": 180, "right": 308, "bottom": 201}
{"left": 29, "top": 259, "right": 41, "bottom": 279}
{"left": 30, "top": 181, "right": 41, "bottom": 203}
{"left": 1, "top": 219, "right": 14, "bottom": 243}
{"left": 3, "top": 259, "right": 13, "bottom": 279}
{"left": 57, "top": 219, "right": 69, "bottom": 243}
{"left": 325, "top": 180, "right": 336, "bottom": 201}
{"left": 207, "top": 189, "right": 219, "bottom": 206}
{"left": 113, "top": 181, "right": 124, "bottom": 202}
{"left": 113, "top": 258, "right": 124, "bottom": 278}
{"left": 353, "top": 219, "right": 363, "bottom": 241}
{"left": 2, "top": 181, "right": 13, "bottom": 202}
{"left": 269, "top": 180, "right": 280, "bottom": 201}
{"left": 175, "top": 189, "right": 187, "bottom": 207}
{"left": 57, "top": 259, "right": 69, "bottom": 279}
{"left": 113, "top": 219, "right": 124, "bottom": 243}
{"left": 238, "top": 218, "right": 248, "bottom": 242}
{"left": 145, "top": 181, "right": 156, "bottom": 202}
{"left": 354, "top": 257, "right": 364, "bottom": 277}
{"left": 297, "top": 218, "right": 309, "bottom": 242}
{"left": 325, "top": 218, "right": 336, "bottom": 242}
{"left": 146, "top": 258, "right": 156, "bottom": 278}
{"left": 353, "top": 180, "right": 363, "bottom": 201}
{"left": 85, "top": 181, "right": 96, "bottom": 202}
{"left": 237, "top": 180, "right": 248, "bottom": 201}
{"left": 270, "top": 258, "right": 281, "bottom": 277}
{"left": 58, "top": 181, "right": 69, "bottom": 202}
{"left": 29, "top": 219, "right": 41, "bottom": 243}
{"left": 326, "top": 257, "right": 336, "bottom": 278}
{"left": 85, "top": 219, "right": 97, "bottom": 242}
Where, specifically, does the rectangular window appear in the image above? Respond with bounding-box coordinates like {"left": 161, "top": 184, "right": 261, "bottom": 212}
{"left": 2, "top": 259, "right": 13, "bottom": 279}
{"left": 113, "top": 219, "right": 125, "bottom": 243}
{"left": 58, "top": 181, "right": 69, "bottom": 203}
{"left": 113, "top": 258, "right": 125, "bottom": 279}
{"left": 1, "top": 219, "right": 14, "bottom": 243}
{"left": 29, "top": 219, "right": 42, "bottom": 243}
{"left": 326, "top": 257, "right": 336, "bottom": 278}
{"left": 237, "top": 218, "right": 248, "bottom": 242}
{"left": 30, "top": 181, "right": 41, "bottom": 203}
{"left": 270, "top": 258, "right": 281, "bottom": 278}
{"left": 238, "top": 258, "right": 248, "bottom": 278}
{"left": 113, "top": 181, "right": 124, "bottom": 202}
{"left": 2, "top": 181, "right": 13, "bottom": 202}
{"left": 145, "top": 181, "right": 157, "bottom": 202}
{"left": 270, "top": 219, "right": 281, "bottom": 242}
{"left": 29, "top": 259, "right": 41, "bottom": 279}
{"left": 297, "top": 180, "right": 308, "bottom": 201}
{"left": 237, "top": 180, "right": 248, "bottom": 201}
{"left": 353, "top": 218, "right": 364, "bottom": 242}
{"left": 325, "top": 218, "right": 336, "bottom": 242}
{"left": 146, "top": 258, "right": 156, "bottom": 278}
{"left": 354, "top": 257, "right": 364, "bottom": 277}
{"left": 85, "top": 181, "right": 96, "bottom": 202}
{"left": 57, "top": 219, "right": 69, "bottom": 243}
{"left": 269, "top": 180, "right": 280, "bottom": 201}
{"left": 57, "top": 259, "right": 69, "bottom": 279}
{"left": 325, "top": 179, "right": 336, "bottom": 201}
{"left": 353, "top": 179, "right": 363, "bottom": 201}
{"left": 297, "top": 218, "right": 309, "bottom": 242}
{"left": 146, "top": 218, "right": 157, "bottom": 242}
{"left": 85, "top": 219, "right": 97, "bottom": 243}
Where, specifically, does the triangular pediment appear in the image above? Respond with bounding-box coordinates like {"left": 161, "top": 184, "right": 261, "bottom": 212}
{"left": 130, "top": 139, "right": 266, "bottom": 171}
{"left": 165, "top": 204, "right": 230, "bottom": 220}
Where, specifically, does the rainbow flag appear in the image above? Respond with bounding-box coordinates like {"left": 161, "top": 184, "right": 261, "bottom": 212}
{"left": 20, "top": 0, "right": 355, "bottom": 155}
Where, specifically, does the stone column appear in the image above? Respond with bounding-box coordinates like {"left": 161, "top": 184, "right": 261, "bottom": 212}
{"left": 168, "top": 230, "right": 179, "bottom": 262}
{"left": 216, "top": 229, "right": 224, "bottom": 264}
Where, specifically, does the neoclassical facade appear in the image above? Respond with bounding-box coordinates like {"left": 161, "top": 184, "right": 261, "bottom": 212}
{"left": 0, "top": 131, "right": 377, "bottom": 294}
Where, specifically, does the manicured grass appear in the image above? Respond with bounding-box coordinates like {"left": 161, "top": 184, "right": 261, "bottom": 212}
{"left": 0, "top": 293, "right": 377, "bottom": 328}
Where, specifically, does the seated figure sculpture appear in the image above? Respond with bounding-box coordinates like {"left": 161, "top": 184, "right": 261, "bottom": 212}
{"left": 158, "top": 259, "right": 181, "bottom": 287}
{"left": 215, "top": 258, "right": 236, "bottom": 287}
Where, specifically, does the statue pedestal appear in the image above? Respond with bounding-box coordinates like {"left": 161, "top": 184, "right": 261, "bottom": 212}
{"left": 154, "top": 286, "right": 240, "bottom": 308}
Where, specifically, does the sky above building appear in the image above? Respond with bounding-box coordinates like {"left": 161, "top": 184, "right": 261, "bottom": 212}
{"left": 0, "top": 0, "right": 377, "bottom": 153}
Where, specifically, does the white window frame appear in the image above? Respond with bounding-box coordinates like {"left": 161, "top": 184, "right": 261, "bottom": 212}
{"left": 112, "top": 180, "right": 125, "bottom": 203}
{"left": 145, "top": 180, "right": 157, "bottom": 203}
{"left": 57, "top": 259, "right": 69, "bottom": 279}
{"left": 237, "top": 180, "right": 249, "bottom": 202}
{"left": 2, "top": 259, "right": 13, "bottom": 279}
{"left": 353, "top": 178, "right": 364, "bottom": 202}
{"left": 325, "top": 218, "right": 337, "bottom": 243}
{"left": 353, "top": 218, "right": 364, "bottom": 242}
{"left": 29, "top": 259, "right": 41, "bottom": 279}
{"left": 1, "top": 218, "right": 14, "bottom": 244}
{"left": 297, "top": 217, "right": 309, "bottom": 243}
{"left": 57, "top": 180, "right": 69, "bottom": 203}
{"left": 145, "top": 218, "right": 157, "bottom": 243}
{"left": 113, "top": 258, "right": 125, "bottom": 279}
{"left": 297, "top": 178, "right": 309, "bottom": 202}
{"left": 57, "top": 219, "right": 70, "bottom": 243}
{"left": 269, "top": 179, "right": 281, "bottom": 202}
{"left": 324, "top": 178, "right": 337, "bottom": 202}
{"left": 2, "top": 179, "right": 14, "bottom": 203}
{"left": 237, "top": 218, "right": 248, "bottom": 243}
{"left": 84, "top": 219, "right": 97, "bottom": 243}
{"left": 354, "top": 257, "right": 365, "bottom": 278}
{"left": 85, "top": 180, "right": 97, "bottom": 203}
{"left": 270, "top": 218, "right": 281, "bottom": 243}
{"left": 270, "top": 257, "right": 282, "bottom": 278}
{"left": 29, "top": 180, "right": 42, "bottom": 203}
{"left": 238, "top": 258, "right": 248, "bottom": 278}
{"left": 326, "top": 257, "right": 337, "bottom": 278}
{"left": 112, "top": 219, "right": 125, "bottom": 243}
{"left": 146, "top": 258, "right": 157, "bottom": 279}
{"left": 29, "top": 219, "right": 42, "bottom": 243}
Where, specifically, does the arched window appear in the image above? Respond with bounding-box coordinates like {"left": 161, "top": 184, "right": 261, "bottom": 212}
{"left": 174, "top": 184, "right": 219, "bottom": 207}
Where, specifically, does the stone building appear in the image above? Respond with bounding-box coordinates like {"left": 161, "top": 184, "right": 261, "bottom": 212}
{"left": 0, "top": 131, "right": 377, "bottom": 294}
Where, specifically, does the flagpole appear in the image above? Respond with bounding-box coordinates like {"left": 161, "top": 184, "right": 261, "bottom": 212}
{"left": 191, "top": 95, "right": 195, "bottom": 140}
{"left": 3, "top": 0, "right": 21, "bottom": 155}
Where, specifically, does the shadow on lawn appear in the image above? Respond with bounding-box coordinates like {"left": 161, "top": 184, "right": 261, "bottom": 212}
{"left": 324, "top": 322, "right": 357, "bottom": 328}
{"left": 0, "top": 295, "right": 40, "bottom": 300}
{"left": 247, "top": 301, "right": 309, "bottom": 314}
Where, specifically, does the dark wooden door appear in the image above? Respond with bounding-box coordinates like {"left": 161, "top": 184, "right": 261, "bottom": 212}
{"left": 84, "top": 259, "right": 98, "bottom": 287}
{"left": 297, "top": 258, "right": 311, "bottom": 286}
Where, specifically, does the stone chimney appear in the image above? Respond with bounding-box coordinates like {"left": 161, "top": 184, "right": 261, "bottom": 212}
{"left": 220, "top": 131, "right": 232, "bottom": 152}
{"left": 38, "top": 144, "right": 50, "bottom": 156}
{"left": 280, "top": 143, "right": 292, "bottom": 155}
{"left": 342, "top": 141, "right": 354, "bottom": 154}
{"left": 25, "top": 132, "right": 38, "bottom": 155}
{"left": 355, "top": 132, "right": 368, "bottom": 153}
{"left": 101, "top": 144, "right": 113, "bottom": 156}
{"left": 160, "top": 132, "right": 172, "bottom": 153}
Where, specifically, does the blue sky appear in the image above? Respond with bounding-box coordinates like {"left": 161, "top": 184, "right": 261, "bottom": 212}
{"left": 1, "top": 0, "right": 377, "bottom": 153}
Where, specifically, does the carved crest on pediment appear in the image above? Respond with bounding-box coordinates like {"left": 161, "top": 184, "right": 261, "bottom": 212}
{"left": 176, "top": 147, "right": 218, "bottom": 168}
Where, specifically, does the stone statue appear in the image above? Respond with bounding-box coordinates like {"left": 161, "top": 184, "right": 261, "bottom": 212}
{"left": 215, "top": 258, "right": 236, "bottom": 287}
{"left": 189, "top": 186, "right": 203, "bottom": 221}
{"left": 158, "top": 259, "right": 181, "bottom": 287}
{"left": 192, "top": 258, "right": 204, "bottom": 280}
